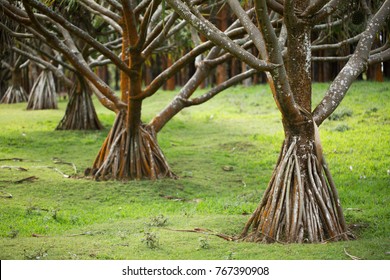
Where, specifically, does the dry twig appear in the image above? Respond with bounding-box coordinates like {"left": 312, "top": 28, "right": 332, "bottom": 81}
{"left": 344, "top": 248, "right": 362, "bottom": 260}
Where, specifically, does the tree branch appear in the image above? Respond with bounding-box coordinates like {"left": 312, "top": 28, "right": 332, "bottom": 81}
{"left": 254, "top": 0, "right": 302, "bottom": 122}
{"left": 21, "top": 0, "right": 125, "bottom": 111}
{"left": 11, "top": 46, "right": 73, "bottom": 87}
{"left": 23, "top": 0, "right": 132, "bottom": 76}
{"left": 309, "top": 0, "right": 342, "bottom": 24}
{"left": 313, "top": 1, "right": 390, "bottom": 126}
{"left": 183, "top": 69, "right": 259, "bottom": 107}
{"left": 0, "top": 22, "right": 34, "bottom": 38}
{"left": 301, "top": 0, "right": 330, "bottom": 17}
{"left": 78, "top": 0, "right": 122, "bottom": 33}
{"left": 166, "top": 0, "right": 279, "bottom": 72}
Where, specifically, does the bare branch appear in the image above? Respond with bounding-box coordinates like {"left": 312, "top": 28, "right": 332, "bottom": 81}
{"left": 309, "top": 0, "right": 342, "bottom": 24}
{"left": 312, "top": 33, "right": 362, "bottom": 50}
{"left": 120, "top": 0, "right": 139, "bottom": 46}
{"left": 11, "top": 46, "right": 73, "bottom": 87}
{"left": 20, "top": 0, "right": 125, "bottom": 111}
{"left": 23, "top": 0, "right": 132, "bottom": 76}
{"left": 368, "top": 47, "right": 390, "bottom": 64}
{"left": 266, "top": 0, "right": 284, "bottom": 15}
{"left": 0, "top": 22, "right": 33, "bottom": 38}
{"left": 254, "top": 0, "right": 301, "bottom": 121}
{"left": 183, "top": 69, "right": 259, "bottom": 107}
{"left": 313, "top": 17, "right": 344, "bottom": 31}
{"left": 106, "top": 0, "right": 122, "bottom": 11}
{"left": 16, "top": 40, "right": 75, "bottom": 72}
{"left": 166, "top": 0, "right": 279, "bottom": 72}
{"left": 141, "top": 25, "right": 246, "bottom": 99}
{"left": 301, "top": 0, "right": 330, "bottom": 17}
{"left": 227, "top": 0, "right": 268, "bottom": 61}
{"left": 313, "top": 0, "right": 390, "bottom": 126}
{"left": 135, "top": 0, "right": 161, "bottom": 52}
{"left": 78, "top": 0, "right": 122, "bottom": 33}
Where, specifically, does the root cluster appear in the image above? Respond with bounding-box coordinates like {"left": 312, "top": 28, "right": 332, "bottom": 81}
{"left": 240, "top": 138, "right": 352, "bottom": 243}
{"left": 27, "top": 70, "right": 57, "bottom": 110}
{"left": 0, "top": 85, "right": 28, "bottom": 104}
{"left": 89, "top": 111, "right": 175, "bottom": 180}
{"left": 56, "top": 79, "right": 103, "bottom": 130}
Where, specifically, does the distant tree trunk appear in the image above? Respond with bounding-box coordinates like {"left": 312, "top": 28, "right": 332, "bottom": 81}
{"left": 26, "top": 69, "right": 58, "bottom": 110}
{"left": 166, "top": 55, "right": 176, "bottom": 90}
{"left": 0, "top": 67, "right": 28, "bottom": 104}
{"left": 216, "top": 5, "right": 229, "bottom": 85}
{"left": 115, "top": 67, "right": 120, "bottom": 90}
{"left": 56, "top": 75, "right": 103, "bottom": 130}
{"left": 367, "top": 63, "right": 384, "bottom": 81}
{"left": 384, "top": 61, "right": 390, "bottom": 79}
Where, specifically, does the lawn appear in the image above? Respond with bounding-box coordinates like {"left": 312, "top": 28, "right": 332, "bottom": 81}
{"left": 0, "top": 81, "right": 389, "bottom": 260}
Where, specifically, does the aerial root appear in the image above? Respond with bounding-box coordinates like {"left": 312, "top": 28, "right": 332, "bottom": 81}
{"left": 240, "top": 139, "right": 352, "bottom": 243}
{"left": 89, "top": 111, "right": 175, "bottom": 180}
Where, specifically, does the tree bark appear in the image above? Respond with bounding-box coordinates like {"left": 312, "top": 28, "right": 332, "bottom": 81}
{"left": 240, "top": 120, "right": 351, "bottom": 243}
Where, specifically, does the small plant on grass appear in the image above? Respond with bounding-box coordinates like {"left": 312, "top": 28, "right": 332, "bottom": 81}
{"left": 328, "top": 108, "right": 353, "bottom": 121}
{"left": 23, "top": 245, "right": 49, "bottom": 260}
{"left": 197, "top": 237, "right": 210, "bottom": 250}
{"left": 7, "top": 226, "right": 19, "bottom": 239}
{"left": 145, "top": 214, "right": 168, "bottom": 227}
{"left": 333, "top": 124, "right": 350, "bottom": 132}
{"left": 141, "top": 232, "right": 160, "bottom": 249}
{"left": 225, "top": 251, "right": 236, "bottom": 260}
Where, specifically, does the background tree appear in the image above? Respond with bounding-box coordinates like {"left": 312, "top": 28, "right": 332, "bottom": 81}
{"left": 167, "top": 0, "right": 390, "bottom": 243}
{"left": 0, "top": 0, "right": 273, "bottom": 180}
{"left": 0, "top": 50, "right": 29, "bottom": 104}
{"left": 1, "top": 2, "right": 106, "bottom": 128}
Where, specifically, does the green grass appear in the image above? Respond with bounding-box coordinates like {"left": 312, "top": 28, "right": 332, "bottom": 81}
{"left": 0, "top": 81, "right": 389, "bottom": 260}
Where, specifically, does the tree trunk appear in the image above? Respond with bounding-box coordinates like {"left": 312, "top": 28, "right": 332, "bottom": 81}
{"left": 56, "top": 75, "right": 103, "bottom": 130}
{"left": 240, "top": 120, "right": 351, "bottom": 243}
{"left": 87, "top": 42, "right": 175, "bottom": 180}
{"left": 26, "top": 69, "right": 58, "bottom": 110}
{"left": 0, "top": 68, "right": 28, "bottom": 104}
{"left": 240, "top": 6, "right": 353, "bottom": 243}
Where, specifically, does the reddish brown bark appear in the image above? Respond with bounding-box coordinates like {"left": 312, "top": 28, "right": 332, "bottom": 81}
{"left": 166, "top": 55, "right": 176, "bottom": 90}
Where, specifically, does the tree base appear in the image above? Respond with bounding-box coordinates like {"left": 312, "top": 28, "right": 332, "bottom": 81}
{"left": 240, "top": 137, "right": 354, "bottom": 243}
{"left": 0, "top": 85, "right": 28, "bottom": 104}
{"left": 27, "top": 70, "right": 58, "bottom": 110}
{"left": 87, "top": 110, "right": 176, "bottom": 180}
{"left": 56, "top": 77, "right": 103, "bottom": 130}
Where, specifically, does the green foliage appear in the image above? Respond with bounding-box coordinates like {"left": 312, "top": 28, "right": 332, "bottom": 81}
{"left": 145, "top": 214, "right": 168, "bottom": 227}
{"left": 198, "top": 237, "right": 210, "bottom": 250}
{"left": 142, "top": 232, "right": 160, "bottom": 249}
{"left": 328, "top": 107, "right": 353, "bottom": 121}
{"left": 0, "top": 82, "right": 389, "bottom": 259}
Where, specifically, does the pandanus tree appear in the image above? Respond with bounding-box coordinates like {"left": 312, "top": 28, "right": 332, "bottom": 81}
{"left": 0, "top": 0, "right": 272, "bottom": 180}
{"left": 167, "top": 0, "right": 390, "bottom": 243}
{"left": 0, "top": 4, "right": 104, "bottom": 128}
{"left": 0, "top": 50, "right": 28, "bottom": 104}
{"left": 0, "top": 15, "right": 28, "bottom": 103}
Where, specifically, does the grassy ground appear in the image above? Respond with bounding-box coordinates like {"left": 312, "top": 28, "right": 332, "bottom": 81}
{"left": 0, "top": 81, "right": 389, "bottom": 260}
